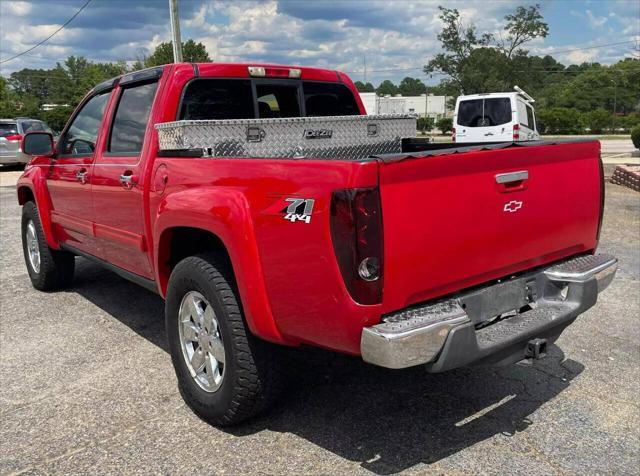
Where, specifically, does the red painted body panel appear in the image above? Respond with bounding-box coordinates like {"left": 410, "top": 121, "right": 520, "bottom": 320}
{"left": 16, "top": 62, "right": 602, "bottom": 356}
{"left": 378, "top": 141, "right": 601, "bottom": 313}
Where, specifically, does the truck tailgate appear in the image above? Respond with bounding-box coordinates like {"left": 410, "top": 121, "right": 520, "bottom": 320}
{"left": 378, "top": 140, "right": 602, "bottom": 313}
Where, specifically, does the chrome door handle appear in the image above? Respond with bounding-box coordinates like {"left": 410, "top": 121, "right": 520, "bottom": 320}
{"left": 495, "top": 170, "right": 529, "bottom": 184}
{"left": 119, "top": 173, "right": 138, "bottom": 189}
{"left": 76, "top": 170, "right": 88, "bottom": 184}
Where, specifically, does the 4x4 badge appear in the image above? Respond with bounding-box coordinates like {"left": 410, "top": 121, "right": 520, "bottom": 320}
{"left": 284, "top": 198, "right": 315, "bottom": 223}
{"left": 504, "top": 200, "right": 523, "bottom": 212}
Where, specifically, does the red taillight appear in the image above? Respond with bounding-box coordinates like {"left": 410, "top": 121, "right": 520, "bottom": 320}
{"left": 5, "top": 134, "right": 22, "bottom": 141}
{"left": 330, "top": 187, "right": 383, "bottom": 305}
{"left": 512, "top": 124, "right": 520, "bottom": 140}
{"left": 451, "top": 127, "right": 456, "bottom": 142}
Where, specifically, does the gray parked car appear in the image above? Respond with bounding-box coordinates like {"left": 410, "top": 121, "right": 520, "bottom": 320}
{"left": 0, "top": 118, "right": 53, "bottom": 166}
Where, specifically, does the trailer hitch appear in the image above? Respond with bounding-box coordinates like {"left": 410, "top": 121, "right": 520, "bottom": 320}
{"left": 525, "top": 338, "right": 547, "bottom": 360}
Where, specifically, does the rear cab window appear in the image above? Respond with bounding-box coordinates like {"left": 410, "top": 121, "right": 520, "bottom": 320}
{"left": 457, "top": 98, "right": 512, "bottom": 127}
{"left": 0, "top": 123, "right": 18, "bottom": 137}
{"left": 178, "top": 78, "right": 360, "bottom": 120}
{"left": 21, "top": 121, "right": 45, "bottom": 133}
{"left": 256, "top": 83, "right": 300, "bottom": 118}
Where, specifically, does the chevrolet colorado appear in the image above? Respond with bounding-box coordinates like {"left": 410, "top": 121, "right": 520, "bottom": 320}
{"left": 17, "top": 63, "right": 617, "bottom": 426}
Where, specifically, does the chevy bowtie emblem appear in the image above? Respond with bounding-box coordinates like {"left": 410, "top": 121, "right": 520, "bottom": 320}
{"left": 504, "top": 200, "right": 523, "bottom": 213}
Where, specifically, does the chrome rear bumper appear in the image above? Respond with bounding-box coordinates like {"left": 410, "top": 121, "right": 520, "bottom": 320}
{"left": 361, "top": 254, "right": 617, "bottom": 369}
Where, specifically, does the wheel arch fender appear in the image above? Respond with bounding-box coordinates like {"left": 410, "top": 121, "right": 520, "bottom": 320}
{"left": 153, "top": 187, "right": 293, "bottom": 346}
{"left": 17, "top": 168, "right": 59, "bottom": 250}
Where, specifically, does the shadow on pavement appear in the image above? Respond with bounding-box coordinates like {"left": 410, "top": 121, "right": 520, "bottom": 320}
{"left": 70, "top": 258, "right": 584, "bottom": 474}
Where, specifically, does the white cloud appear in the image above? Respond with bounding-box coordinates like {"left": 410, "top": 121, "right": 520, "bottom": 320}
{"left": 566, "top": 49, "right": 598, "bottom": 63}
{"left": 0, "top": 0, "right": 636, "bottom": 79}
{"left": 586, "top": 10, "right": 607, "bottom": 28}
{"left": 4, "top": 1, "right": 32, "bottom": 16}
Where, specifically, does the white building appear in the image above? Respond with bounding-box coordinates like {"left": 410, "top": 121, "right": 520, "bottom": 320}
{"left": 359, "top": 92, "right": 450, "bottom": 118}
{"left": 41, "top": 103, "right": 70, "bottom": 111}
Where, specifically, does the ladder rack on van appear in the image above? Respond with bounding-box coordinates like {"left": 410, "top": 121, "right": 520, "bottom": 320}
{"left": 514, "top": 86, "right": 535, "bottom": 103}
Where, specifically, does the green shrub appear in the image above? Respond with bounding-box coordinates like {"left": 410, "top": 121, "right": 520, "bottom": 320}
{"left": 42, "top": 106, "right": 75, "bottom": 133}
{"left": 416, "top": 117, "right": 434, "bottom": 132}
{"left": 436, "top": 117, "right": 453, "bottom": 134}
{"left": 580, "top": 109, "right": 612, "bottom": 134}
{"left": 615, "top": 113, "right": 640, "bottom": 133}
{"left": 631, "top": 125, "right": 640, "bottom": 150}
{"left": 537, "top": 108, "right": 581, "bottom": 134}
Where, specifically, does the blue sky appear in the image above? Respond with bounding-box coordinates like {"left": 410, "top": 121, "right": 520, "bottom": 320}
{"left": 1, "top": 0, "right": 638, "bottom": 84}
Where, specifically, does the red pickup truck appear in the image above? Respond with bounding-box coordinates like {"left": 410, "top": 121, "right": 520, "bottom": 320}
{"left": 17, "top": 63, "right": 617, "bottom": 426}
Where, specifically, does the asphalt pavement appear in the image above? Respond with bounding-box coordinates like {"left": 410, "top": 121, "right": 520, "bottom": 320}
{"left": 0, "top": 181, "right": 638, "bottom": 475}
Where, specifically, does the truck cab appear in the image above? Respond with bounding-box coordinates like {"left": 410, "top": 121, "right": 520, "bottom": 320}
{"left": 453, "top": 87, "right": 539, "bottom": 143}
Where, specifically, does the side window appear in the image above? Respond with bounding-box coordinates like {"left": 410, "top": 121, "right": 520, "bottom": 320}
{"left": 518, "top": 100, "right": 529, "bottom": 128}
{"left": 59, "top": 93, "right": 110, "bottom": 156}
{"left": 108, "top": 81, "right": 158, "bottom": 154}
{"left": 526, "top": 106, "right": 536, "bottom": 131}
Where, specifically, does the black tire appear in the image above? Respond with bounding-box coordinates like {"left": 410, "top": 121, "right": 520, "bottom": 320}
{"left": 166, "top": 254, "right": 284, "bottom": 426}
{"left": 21, "top": 201, "right": 75, "bottom": 291}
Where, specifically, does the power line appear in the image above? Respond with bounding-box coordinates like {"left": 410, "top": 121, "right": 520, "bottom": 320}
{"left": 0, "top": 0, "right": 93, "bottom": 65}
{"left": 538, "top": 39, "right": 638, "bottom": 56}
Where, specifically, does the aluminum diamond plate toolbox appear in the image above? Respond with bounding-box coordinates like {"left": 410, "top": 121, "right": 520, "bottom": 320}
{"left": 155, "top": 115, "right": 416, "bottom": 160}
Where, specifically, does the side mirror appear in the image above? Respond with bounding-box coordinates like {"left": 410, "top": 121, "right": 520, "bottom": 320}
{"left": 22, "top": 132, "right": 55, "bottom": 157}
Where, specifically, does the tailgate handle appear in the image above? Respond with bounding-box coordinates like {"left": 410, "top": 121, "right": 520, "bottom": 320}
{"left": 495, "top": 170, "right": 528, "bottom": 192}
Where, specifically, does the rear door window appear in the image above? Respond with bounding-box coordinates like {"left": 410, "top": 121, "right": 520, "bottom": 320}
{"left": 108, "top": 81, "right": 158, "bottom": 153}
{"left": 458, "top": 98, "right": 512, "bottom": 127}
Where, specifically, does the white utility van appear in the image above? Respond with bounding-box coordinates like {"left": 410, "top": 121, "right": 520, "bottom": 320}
{"left": 453, "top": 86, "right": 539, "bottom": 143}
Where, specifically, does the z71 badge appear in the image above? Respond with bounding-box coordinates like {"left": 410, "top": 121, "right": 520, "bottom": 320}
{"left": 283, "top": 198, "right": 315, "bottom": 224}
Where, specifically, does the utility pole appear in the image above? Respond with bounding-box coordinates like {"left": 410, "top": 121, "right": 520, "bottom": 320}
{"left": 611, "top": 78, "right": 617, "bottom": 115}
{"left": 169, "top": 0, "right": 183, "bottom": 63}
{"left": 363, "top": 55, "right": 367, "bottom": 84}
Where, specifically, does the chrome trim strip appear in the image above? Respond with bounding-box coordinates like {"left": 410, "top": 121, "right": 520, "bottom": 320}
{"left": 361, "top": 313, "right": 470, "bottom": 369}
{"left": 495, "top": 170, "right": 529, "bottom": 184}
{"left": 544, "top": 256, "right": 618, "bottom": 283}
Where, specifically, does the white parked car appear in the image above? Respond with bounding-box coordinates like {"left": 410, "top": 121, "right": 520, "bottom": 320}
{"left": 453, "top": 86, "right": 539, "bottom": 143}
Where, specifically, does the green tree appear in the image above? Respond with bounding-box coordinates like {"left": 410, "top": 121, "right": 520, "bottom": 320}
{"left": 537, "top": 108, "right": 581, "bottom": 134}
{"left": 424, "top": 5, "right": 548, "bottom": 94}
{"left": 376, "top": 80, "right": 398, "bottom": 96}
{"left": 423, "top": 7, "right": 494, "bottom": 94}
{"left": 144, "top": 39, "right": 211, "bottom": 67}
{"left": 500, "top": 4, "right": 549, "bottom": 59}
{"left": 42, "top": 106, "right": 75, "bottom": 132}
{"left": 615, "top": 113, "right": 640, "bottom": 133}
{"left": 631, "top": 125, "right": 640, "bottom": 149}
{"left": 398, "top": 77, "right": 426, "bottom": 96}
{"left": 417, "top": 116, "right": 434, "bottom": 132}
{"left": 354, "top": 81, "right": 375, "bottom": 92}
{"left": 581, "top": 109, "right": 612, "bottom": 134}
{"left": 436, "top": 117, "right": 453, "bottom": 134}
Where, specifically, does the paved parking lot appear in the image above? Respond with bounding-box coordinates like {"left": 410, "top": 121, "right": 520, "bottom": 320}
{"left": 0, "top": 183, "right": 638, "bottom": 475}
